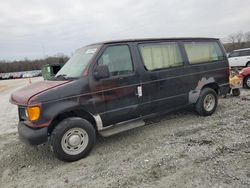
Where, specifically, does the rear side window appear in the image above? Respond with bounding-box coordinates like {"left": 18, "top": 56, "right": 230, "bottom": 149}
{"left": 139, "top": 43, "right": 183, "bottom": 71}
{"left": 239, "top": 50, "right": 250, "bottom": 56}
{"left": 98, "top": 45, "right": 133, "bottom": 76}
{"left": 184, "top": 41, "right": 224, "bottom": 64}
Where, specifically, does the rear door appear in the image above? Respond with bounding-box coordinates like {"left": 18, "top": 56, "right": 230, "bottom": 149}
{"left": 92, "top": 44, "right": 141, "bottom": 126}
{"left": 228, "top": 51, "right": 242, "bottom": 66}
{"left": 239, "top": 50, "right": 250, "bottom": 66}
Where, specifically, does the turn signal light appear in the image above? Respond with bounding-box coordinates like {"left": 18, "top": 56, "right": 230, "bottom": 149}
{"left": 27, "top": 106, "right": 40, "bottom": 121}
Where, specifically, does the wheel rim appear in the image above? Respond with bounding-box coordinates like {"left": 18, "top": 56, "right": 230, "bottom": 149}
{"left": 61, "top": 128, "right": 89, "bottom": 155}
{"left": 203, "top": 94, "right": 215, "bottom": 112}
{"left": 247, "top": 78, "right": 250, "bottom": 87}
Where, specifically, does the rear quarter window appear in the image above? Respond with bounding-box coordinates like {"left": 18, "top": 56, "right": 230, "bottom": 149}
{"left": 184, "top": 41, "right": 224, "bottom": 64}
{"left": 239, "top": 50, "right": 250, "bottom": 56}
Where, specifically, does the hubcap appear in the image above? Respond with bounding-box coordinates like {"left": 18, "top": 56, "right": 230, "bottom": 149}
{"left": 247, "top": 78, "right": 250, "bottom": 87}
{"left": 61, "top": 128, "right": 89, "bottom": 155}
{"left": 203, "top": 94, "right": 215, "bottom": 112}
{"left": 68, "top": 135, "right": 81, "bottom": 146}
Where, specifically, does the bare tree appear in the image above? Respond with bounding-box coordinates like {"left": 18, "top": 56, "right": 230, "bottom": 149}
{"left": 228, "top": 33, "right": 237, "bottom": 44}
{"left": 244, "top": 31, "right": 250, "bottom": 42}
{"left": 235, "top": 31, "right": 244, "bottom": 48}
{"left": 0, "top": 55, "right": 69, "bottom": 73}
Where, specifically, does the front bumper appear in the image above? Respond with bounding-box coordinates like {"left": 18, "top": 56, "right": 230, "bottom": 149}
{"left": 18, "top": 121, "right": 48, "bottom": 145}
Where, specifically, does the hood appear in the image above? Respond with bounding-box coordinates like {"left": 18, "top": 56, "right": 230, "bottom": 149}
{"left": 10, "top": 80, "right": 70, "bottom": 106}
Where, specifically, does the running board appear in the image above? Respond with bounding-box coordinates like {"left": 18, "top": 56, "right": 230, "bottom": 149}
{"left": 99, "top": 119, "right": 145, "bottom": 137}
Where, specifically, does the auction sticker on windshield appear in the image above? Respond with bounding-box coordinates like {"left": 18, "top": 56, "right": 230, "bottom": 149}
{"left": 86, "top": 48, "right": 97, "bottom": 54}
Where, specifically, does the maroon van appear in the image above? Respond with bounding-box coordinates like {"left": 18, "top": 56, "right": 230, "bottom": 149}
{"left": 10, "top": 38, "right": 229, "bottom": 161}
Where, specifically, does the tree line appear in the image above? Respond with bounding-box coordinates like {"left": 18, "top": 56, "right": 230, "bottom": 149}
{"left": 0, "top": 56, "right": 69, "bottom": 73}
{"left": 223, "top": 31, "right": 250, "bottom": 52}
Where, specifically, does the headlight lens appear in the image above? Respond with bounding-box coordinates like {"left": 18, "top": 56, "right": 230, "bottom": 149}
{"left": 26, "top": 106, "right": 40, "bottom": 121}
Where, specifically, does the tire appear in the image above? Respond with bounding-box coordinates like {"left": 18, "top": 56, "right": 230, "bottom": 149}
{"left": 49, "top": 117, "right": 96, "bottom": 162}
{"left": 195, "top": 88, "right": 218, "bottom": 116}
{"left": 232, "top": 88, "right": 240, "bottom": 96}
{"left": 246, "top": 62, "right": 250, "bottom": 67}
{"left": 244, "top": 76, "right": 250, "bottom": 89}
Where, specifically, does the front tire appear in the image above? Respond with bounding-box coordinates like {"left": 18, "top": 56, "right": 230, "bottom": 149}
{"left": 50, "top": 117, "right": 96, "bottom": 162}
{"left": 195, "top": 88, "right": 218, "bottom": 116}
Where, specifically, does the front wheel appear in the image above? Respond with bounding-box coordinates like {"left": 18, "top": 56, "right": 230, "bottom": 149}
{"left": 50, "top": 117, "right": 96, "bottom": 162}
{"left": 195, "top": 88, "right": 218, "bottom": 116}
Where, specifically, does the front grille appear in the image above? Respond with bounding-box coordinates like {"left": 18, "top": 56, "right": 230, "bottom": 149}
{"left": 18, "top": 106, "right": 27, "bottom": 121}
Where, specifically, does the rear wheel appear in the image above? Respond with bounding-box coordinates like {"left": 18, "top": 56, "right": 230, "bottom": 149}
{"left": 246, "top": 62, "right": 250, "bottom": 67}
{"left": 244, "top": 76, "right": 250, "bottom": 89}
{"left": 195, "top": 88, "right": 218, "bottom": 116}
{"left": 50, "top": 117, "right": 96, "bottom": 162}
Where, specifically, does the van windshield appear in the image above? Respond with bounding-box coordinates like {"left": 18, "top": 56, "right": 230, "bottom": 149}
{"left": 55, "top": 45, "right": 100, "bottom": 79}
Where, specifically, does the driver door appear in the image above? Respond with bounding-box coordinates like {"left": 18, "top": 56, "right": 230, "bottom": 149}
{"left": 93, "top": 44, "right": 141, "bottom": 126}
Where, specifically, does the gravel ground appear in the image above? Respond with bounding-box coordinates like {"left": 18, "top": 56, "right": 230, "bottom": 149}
{"left": 0, "top": 78, "right": 249, "bottom": 188}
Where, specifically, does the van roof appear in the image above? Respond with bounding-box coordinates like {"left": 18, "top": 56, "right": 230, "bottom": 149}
{"left": 233, "top": 48, "right": 250, "bottom": 52}
{"left": 90, "top": 37, "right": 219, "bottom": 45}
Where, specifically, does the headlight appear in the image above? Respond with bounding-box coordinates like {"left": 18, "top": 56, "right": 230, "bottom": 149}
{"left": 26, "top": 106, "right": 41, "bottom": 121}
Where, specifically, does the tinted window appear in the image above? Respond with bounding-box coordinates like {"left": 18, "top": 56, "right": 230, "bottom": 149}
{"left": 139, "top": 43, "right": 183, "bottom": 71}
{"left": 229, "top": 51, "right": 240, "bottom": 58}
{"left": 98, "top": 45, "right": 133, "bottom": 76}
{"left": 239, "top": 50, "right": 250, "bottom": 56}
{"left": 184, "top": 41, "right": 224, "bottom": 64}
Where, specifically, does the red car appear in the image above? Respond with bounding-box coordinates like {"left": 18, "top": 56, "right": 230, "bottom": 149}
{"left": 239, "top": 67, "right": 250, "bottom": 89}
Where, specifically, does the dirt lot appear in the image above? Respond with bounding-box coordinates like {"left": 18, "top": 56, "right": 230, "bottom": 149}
{"left": 0, "top": 78, "right": 249, "bottom": 188}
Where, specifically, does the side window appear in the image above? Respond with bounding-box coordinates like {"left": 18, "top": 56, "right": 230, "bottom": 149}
{"left": 97, "top": 45, "right": 133, "bottom": 76}
{"left": 239, "top": 50, "right": 250, "bottom": 56}
{"left": 229, "top": 51, "right": 240, "bottom": 58}
{"left": 139, "top": 43, "right": 183, "bottom": 71}
{"left": 184, "top": 41, "right": 224, "bottom": 64}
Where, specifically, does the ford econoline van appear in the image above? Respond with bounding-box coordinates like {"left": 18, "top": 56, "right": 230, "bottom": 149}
{"left": 10, "top": 38, "right": 229, "bottom": 161}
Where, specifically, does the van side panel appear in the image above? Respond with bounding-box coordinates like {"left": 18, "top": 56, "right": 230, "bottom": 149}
{"left": 134, "top": 39, "right": 229, "bottom": 116}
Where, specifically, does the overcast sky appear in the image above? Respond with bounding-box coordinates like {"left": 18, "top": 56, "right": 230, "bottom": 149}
{"left": 0, "top": 0, "right": 250, "bottom": 61}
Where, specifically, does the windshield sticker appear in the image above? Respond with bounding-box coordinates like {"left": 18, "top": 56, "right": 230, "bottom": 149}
{"left": 86, "top": 48, "right": 97, "bottom": 54}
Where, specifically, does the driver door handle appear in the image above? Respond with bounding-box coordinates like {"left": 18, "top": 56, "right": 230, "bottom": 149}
{"left": 136, "top": 86, "right": 142, "bottom": 97}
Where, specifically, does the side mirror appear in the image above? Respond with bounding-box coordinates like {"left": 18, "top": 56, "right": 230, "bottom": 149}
{"left": 94, "top": 64, "right": 110, "bottom": 80}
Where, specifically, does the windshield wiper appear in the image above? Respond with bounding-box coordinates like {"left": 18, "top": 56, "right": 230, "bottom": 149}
{"left": 53, "top": 74, "right": 79, "bottom": 80}
{"left": 54, "top": 74, "right": 68, "bottom": 80}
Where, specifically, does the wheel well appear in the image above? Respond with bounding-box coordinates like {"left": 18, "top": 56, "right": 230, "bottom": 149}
{"left": 202, "top": 83, "right": 219, "bottom": 94}
{"left": 47, "top": 109, "right": 97, "bottom": 135}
